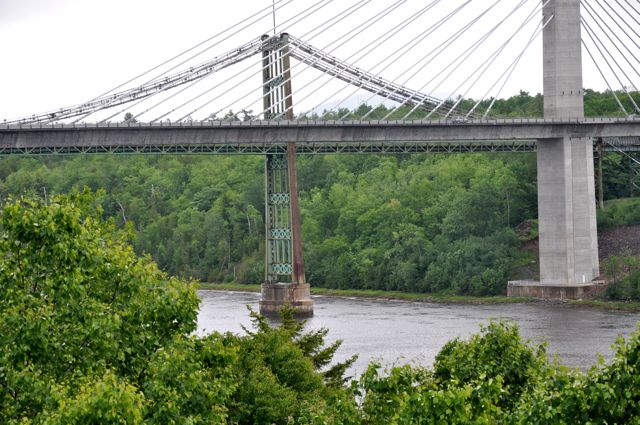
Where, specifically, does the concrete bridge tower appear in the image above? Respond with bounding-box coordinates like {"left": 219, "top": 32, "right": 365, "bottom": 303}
{"left": 510, "top": 0, "right": 601, "bottom": 298}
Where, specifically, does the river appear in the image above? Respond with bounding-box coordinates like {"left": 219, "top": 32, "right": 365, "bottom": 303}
{"left": 197, "top": 290, "right": 640, "bottom": 375}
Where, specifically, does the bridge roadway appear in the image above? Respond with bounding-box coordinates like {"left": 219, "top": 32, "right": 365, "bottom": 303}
{"left": 1, "top": 117, "right": 639, "bottom": 155}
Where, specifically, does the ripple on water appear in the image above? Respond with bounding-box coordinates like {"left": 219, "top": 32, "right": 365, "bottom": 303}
{"left": 197, "top": 290, "right": 640, "bottom": 374}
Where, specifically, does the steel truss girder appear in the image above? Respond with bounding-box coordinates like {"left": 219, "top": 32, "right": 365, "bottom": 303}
{"left": 0, "top": 139, "right": 637, "bottom": 156}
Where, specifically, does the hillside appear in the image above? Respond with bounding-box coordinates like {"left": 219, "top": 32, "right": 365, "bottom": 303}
{"left": 599, "top": 224, "right": 640, "bottom": 260}
{"left": 516, "top": 198, "right": 640, "bottom": 287}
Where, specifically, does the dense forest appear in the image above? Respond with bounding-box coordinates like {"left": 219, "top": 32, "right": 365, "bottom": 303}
{"left": 2, "top": 194, "right": 640, "bottom": 423}
{"left": 0, "top": 90, "right": 638, "bottom": 295}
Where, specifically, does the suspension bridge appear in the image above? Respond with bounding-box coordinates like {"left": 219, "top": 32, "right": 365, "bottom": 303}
{"left": 1, "top": 0, "right": 640, "bottom": 315}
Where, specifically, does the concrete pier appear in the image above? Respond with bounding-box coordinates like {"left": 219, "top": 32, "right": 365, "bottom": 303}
{"left": 509, "top": 0, "right": 601, "bottom": 298}
{"left": 537, "top": 136, "right": 599, "bottom": 285}
{"left": 259, "top": 283, "right": 314, "bottom": 317}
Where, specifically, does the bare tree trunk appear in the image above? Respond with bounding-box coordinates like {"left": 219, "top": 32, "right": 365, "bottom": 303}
{"left": 116, "top": 201, "right": 127, "bottom": 224}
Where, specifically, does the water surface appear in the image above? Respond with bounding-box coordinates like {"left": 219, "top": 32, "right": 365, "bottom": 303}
{"left": 197, "top": 290, "right": 640, "bottom": 374}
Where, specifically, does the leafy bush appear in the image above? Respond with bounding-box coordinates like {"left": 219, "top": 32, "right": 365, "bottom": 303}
{"left": 1, "top": 193, "right": 639, "bottom": 425}
{"left": 0, "top": 193, "right": 359, "bottom": 424}
{"left": 597, "top": 197, "right": 640, "bottom": 229}
{"left": 603, "top": 255, "right": 640, "bottom": 300}
{"left": 516, "top": 324, "right": 640, "bottom": 424}
{"left": 433, "top": 321, "right": 550, "bottom": 413}
{"left": 361, "top": 321, "right": 640, "bottom": 424}
{"left": 226, "top": 308, "right": 358, "bottom": 424}
{"left": 0, "top": 191, "right": 203, "bottom": 422}
{"left": 360, "top": 321, "right": 552, "bottom": 424}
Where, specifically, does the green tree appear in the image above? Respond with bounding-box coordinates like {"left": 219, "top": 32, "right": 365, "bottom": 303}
{"left": 0, "top": 191, "right": 223, "bottom": 423}
{"left": 225, "top": 308, "right": 359, "bottom": 425}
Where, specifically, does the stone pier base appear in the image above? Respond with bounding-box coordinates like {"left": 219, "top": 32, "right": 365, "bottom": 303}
{"left": 507, "top": 280, "right": 605, "bottom": 300}
{"left": 260, "top": 282, "right": 314, "bottom": 317}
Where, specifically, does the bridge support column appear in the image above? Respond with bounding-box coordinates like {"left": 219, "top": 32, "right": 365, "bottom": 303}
{"left": 537, "top": 136, "right": 599, "bottom": 284}
{"left": 509, "top": 0, "right": 602, "bottom": 298}
{"left": 259, "top": 33, "right": 313, "bottom": 316}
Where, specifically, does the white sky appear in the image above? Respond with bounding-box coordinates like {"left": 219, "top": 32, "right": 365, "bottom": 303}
{"left": 0, "top": 0, "right": 635, "bottom": 122}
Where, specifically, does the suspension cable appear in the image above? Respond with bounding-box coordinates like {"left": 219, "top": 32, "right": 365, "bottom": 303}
{"left": 168, "top": 0, "right": 383, "bottom": 122}
{"left": 324, "top": 0, "right": 474, "bottom": 120}
{"left": 581, "top": 0, "right": 640, "bottom": 82}
{"left": 67, "top": 0, "right": 295, "bottom": 124}
{"left": 397, "top": 0, "right": 544, "bottom": 120}
{"left": 357, "top": 0, "right": 526, "bottom": 121}
{"left": 106, "top": 0, "right": 335, "bottom": 124}
{"left": 613, "top": 0, "right": 640, "bottom": 29}
{"left": 228, "top": 0, "right": 409, "bottom": 120}
{"left": 465, "top": 1, "right": 550, "bottom": 118}
{"left": 605, "top": 139, "right": 640, "bottom": 166}
{"left": 189, "top": 0, "right": 408, "bottom": 122}
{"left": 439, "top": 0, "right": 530, "bottom": 119}
{"left": 581, "top": 33, "right": 628, "bottom": 116}
{"left": 150, "top": 0, "right": 344, "bottom": 122}
{"left": 480, "top": 15, "right": 552, "bottom": 119}
{"left": 381, "top": 0, "right": 509, "bottom": 121}
{"left": 418, "top": 0, "right": 534, "bottom": 120}
{"left": 581, "top": 17, "right": 638, "bottom": 113}
{"left": 299, "top": 0, "right": 472, "bottom": 120}
{"left": 337, "top": 0, "right": 492, "bottom": 121}
{"left": 430, "top": 11, "right": 546, "bottom": 120}
{"left": 594, "top": 0, "right": 640, "bottom": 50}
{"left": 270, "top": 0, "right": 413, "bottom": 119}
{"left": 137, "top": 0, "right": 362, "bottom": 122}
{"left": 622, "top": 0, "right": 640, "bottom": 22}
{"left": 19, "top": 0, "right": 292, "bottom": 125}
{"left": 294, "top": 0, "right": 446, "bottom": 120}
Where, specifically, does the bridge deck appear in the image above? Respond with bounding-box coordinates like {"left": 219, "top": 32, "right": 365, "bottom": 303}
{"left": 1, "top": 118, "right": 639, "bottom": 154}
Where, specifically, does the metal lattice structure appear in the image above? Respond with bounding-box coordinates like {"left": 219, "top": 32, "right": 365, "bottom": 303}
{"left": 265, "top": 155, "right": 294, "bottom": 280}
{"left": 262, "top": 34, "right": 306, "bottom": 286}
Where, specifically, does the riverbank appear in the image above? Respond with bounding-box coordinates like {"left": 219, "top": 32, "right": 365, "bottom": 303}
{"left": 198, "top": 283, "right": 640, "bottom": 311}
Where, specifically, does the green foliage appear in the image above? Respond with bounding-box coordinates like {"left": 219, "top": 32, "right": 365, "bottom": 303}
{"left": 583, "top": 88, "right": 640, "bottom": 118}
{"left": 360, "top": 366, "right": 495, "bottom": 424}
{"left": 597, "top": 197, "right": 640, "bottom": 229}
{"left": 303, "top": 154, "right": 534, "bottom": 295}
{"left": 226, "top": 307, "right": 358, "bottom": 424}
{"left": 1, "top": 196, "right": 640, "bottom": 425}
{"left": 0, "top": 193, "right": 234, "bottom": 423}
{"left": 360, "top": 322, "right": 640, "bottom": 424}
{"left": 142, "top": 334, "right": 238, "bottom": 424}
{"left": 0, "top": 193, "right": 357, "bottom": 424}
{"left": 424, "top": 233, "right": 518, "bottom": 295}
{"left": 433, "top": 321, "right": 550, "bottom": 414}
{"left": 603, "top": 254, "right": 640, "bottom": 300}
{"left": 515, "top": 324, "right": 640, "bottom": 424}
{"left": 0, "top": 152, "right": 536, "bottom": 296}
{"left": 359, "top": 321, "right": 550, "bottom": 424}
{"left": 43, "top": 373, "right": 145, "bottom": 425}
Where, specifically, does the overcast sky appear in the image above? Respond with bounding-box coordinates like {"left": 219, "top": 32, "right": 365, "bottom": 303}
{"left": 0, "top": 0, "right": 635, "bottom": 122}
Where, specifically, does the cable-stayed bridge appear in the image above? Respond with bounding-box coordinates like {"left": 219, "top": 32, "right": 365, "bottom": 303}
{"left": 1, "top": 0, "right": 640, "bottom": 315}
